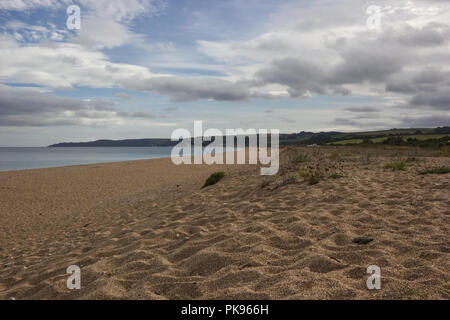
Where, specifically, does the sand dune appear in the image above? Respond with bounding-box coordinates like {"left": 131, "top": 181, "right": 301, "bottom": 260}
{"left": 0, "top": 147, "right": 449, "bottom": 299}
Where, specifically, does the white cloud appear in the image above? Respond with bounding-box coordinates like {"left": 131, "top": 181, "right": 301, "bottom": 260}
{"left": 75, "top": 16, "right": 140, "bottom": 49}
{"left": 0, "top": 38, "right": 154, "bottom": 88}
{"left": 0, "top": 0, "right": 69, "bottom": 10}
{"left": 0, "top": 0, "right": 166, "bottom": 20}
{"left": 1, "top": 20, "right": 68, "bottom": 43}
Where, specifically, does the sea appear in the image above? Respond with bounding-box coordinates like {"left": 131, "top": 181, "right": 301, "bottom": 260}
{"left": 0, "top": 147, "right": 178, "bottom": 172}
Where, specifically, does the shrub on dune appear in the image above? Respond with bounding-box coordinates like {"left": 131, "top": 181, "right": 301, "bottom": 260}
{"left": 384, "top": 160, "right": 406, "bottom": 171}
{"left": 202, "top": 171, "right": 225, "bottom": 188}
{"left": 295, "top": 153, "right": 310, "bottom": 163}
{"left": 419, "top": 167, "right": 450, "bottom": 175}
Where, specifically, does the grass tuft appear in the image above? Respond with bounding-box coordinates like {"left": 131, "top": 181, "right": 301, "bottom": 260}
{"left": 384, "top": 160, "right": 406, "bottom": 171}
{"left": 419, "top": 167, "right": 450, "bottom": 175}
{"left": 295, "top": 153, "right": 310, "bottom": 163}
{"left": 327, "top": 152, "right": 340, "bottom": 160}
{"left": 202, "top": 171, "right": 225, "bottom": 188}
{"left": 260, "top": 180, "right": 270, "bottom": 189}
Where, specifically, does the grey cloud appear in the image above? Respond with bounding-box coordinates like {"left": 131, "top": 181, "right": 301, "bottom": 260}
{"left": 381, "top": 23, "right": 449, "bottom": 47}
{"left": 412, "top": 69, "right": 448, "bottom": 85}
{"left": 163, "top": 107, "right": 178, "bottom": 112}
{"left": 351, "top": 113, "right": 381, "bottom": 120}
{"left": 121, "top": 77, "right": 252, "bottom": 102}
{"left": 256, "top": 58, "right": 324, "bottom": 93}
{"left": 255, "top": 40, "right": 405, "bottom": 98}
{"left": 0, "top": 85, "right": 81, "bottom": 116}
{"left": 255, "top": 58, "right": 350, "bottom": 97}
{"left": 130, "top": 111, "right": 156, "bottom": 118}
{"left": 332, "top": 113, "right": 450, "bottom": 129}
{"left": 331, "top": 117, "right": 386, "bottom": 128}
{"left": 344, "top": 106, "right": 379, "bottom": 113}
{"left": 331, "top": 118, "right": 360, "bottom": 126}
{"left": 195, "top": 20, "right": 449, "bottom": 102}
{"left": 329, "top": 45, "right": 406, "bottom": 84}
{"left": 398, "top": 115, "right": 450, "bottom": 128}
{"left": 332, "top": 87, "right": 351, "bottom": 96}
{"left": 0, "top": 85, "right": 119, "bottom": 126}
{"left": 386, "top": 68, "right": 450, "bottom": 94}
{"left": 411, "top": 91, "right": 450, "bottom": 111}
{"left": 85, "top": 98, "right": 116, "bottom": 111}
{"left": 148, "top": 77, "right": 252, "bottom": 102}
{"left": 0, "top": 117, "right": 79, "bottom": 127}
{"left": 278, "top": 116, "right": 296, "bottom": 123}
{"left": 255, "top": 58, "right": 326, "bottom": 97}
{"left": 254, "top": 19, "right": 449, "bottom": 102}
{"left": 385, "top": 82, "right": 417, "bottom": 94}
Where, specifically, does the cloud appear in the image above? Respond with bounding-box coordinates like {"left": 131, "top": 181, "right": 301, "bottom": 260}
{"left": 0, "top": 36, "right": 257, "bottom": 102}
{"left": 1, "top": 1, "right": 167, "bottom": 51}
{"left": 254, "top": 57, "right": 356, "bottom": 97}
{"left": 278, "top": 116, "right": 296, "bottom": 123}
{"left": 386, "top": 68, "right": 450, "bottom": 94}
{"left": 255, "top": 58, "right": 328, "bottom": 97}
{"left": 398, "top": 115, "right": 450, "bottom": 128}
{"left": 163, "top": 106, "right": 178, "bottom": 112}
{"left": 344, "top": 107, "right": 379, "bottom": 113}
{"left": 328, "top": 40, "right": 408, "bottom": 84}
{"left": 0, "top": 0, "right": 69, "bottom": 11}
{"left": 0, "top": 20, "right": 68, "bottom": 43}
{"left": 0, "top": 85, "right": 85, "bottom": 116}
{"left": 120, "top": 76, "right": 253, "bottom": 102}
{"left": 380, "top": 23, "right": 450, "bottom": 47}
{"left": 129, "top": 111, "right": 155, "bottom": 118}
{"left": 77, "top": 0, "right": 166, "bottom": 22}
{"left": 0, "top": 84, "right": 122, "bottom": 126}
{"left": 0, "top": 39, "right": 154, "bottom": 88}
{"left": 248, "top": 23, "right": 446, "bottom": 98}
{"left": 0, "top": 0, "right": 166, "bottom": 20}
{"left": 410, "top": 91, "right": 450, "bottom": 110}
{"left": 197, "top": 0, "right": 450, "bottom": 104}
{"left": 331, "top": 117, "right": 387, "bottom": 128}
{"left": 75, "top": 17, "right": 140, "bottom": 49}
{"left": 331, "top": 109, "right": 450, "bottom": 131}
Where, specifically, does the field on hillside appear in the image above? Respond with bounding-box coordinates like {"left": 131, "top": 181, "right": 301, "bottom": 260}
{"left": 329, "top": 134, "right": 449, "bottom": 145}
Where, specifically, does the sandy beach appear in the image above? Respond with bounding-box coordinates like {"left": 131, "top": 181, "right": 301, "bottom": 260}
{"left": 0, "top": 146, "right": 449, "bottom": 299}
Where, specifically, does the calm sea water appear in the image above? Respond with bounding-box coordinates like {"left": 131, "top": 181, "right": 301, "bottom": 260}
{"left": 0, "top": 147, "right": 177, "bottom": 172}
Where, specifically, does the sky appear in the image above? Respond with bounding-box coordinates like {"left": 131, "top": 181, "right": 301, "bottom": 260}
{"left": 0, "top": 0, "right": 449, "bottom": 146}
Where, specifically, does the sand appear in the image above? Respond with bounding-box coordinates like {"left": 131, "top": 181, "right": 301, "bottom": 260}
{"left": 0, "top": 146, "right": 449, "bottom": 299}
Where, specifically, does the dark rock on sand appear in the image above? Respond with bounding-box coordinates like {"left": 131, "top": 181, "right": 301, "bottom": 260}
{"left": 352, "top": 237, "right": 373, "bottom": 245}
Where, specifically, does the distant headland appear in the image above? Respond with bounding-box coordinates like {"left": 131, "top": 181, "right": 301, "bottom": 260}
{"left": 48, "top": 127, "right": 450, "bottom": 147}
